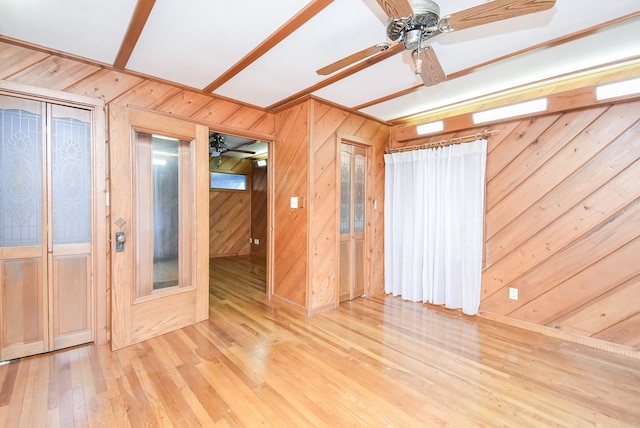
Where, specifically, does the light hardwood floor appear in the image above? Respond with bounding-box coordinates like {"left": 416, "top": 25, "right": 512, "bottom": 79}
{"left": 1, "top": 255, "right": 639, "bottom": 427}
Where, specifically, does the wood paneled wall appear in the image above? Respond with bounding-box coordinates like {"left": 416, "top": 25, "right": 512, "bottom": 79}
{"left": 273, "top": 102, "right": 310, "bottom": 307}
{"left": 0, "top": 43, "right": 275, "bottom": 137}
{"left": 209, "top": 189, "right": 251, "bottom": 257}
{"left": 390, "top": 99, "right": 640, "bottom": 349}
{"left": 272, "top": 99, "right": 388, "bottom": 312}
{"left": 209, "top": 157, "right": 252, "bottom": 257}
{"left": 309, "top": 99, "right": 388, "bottom": 310}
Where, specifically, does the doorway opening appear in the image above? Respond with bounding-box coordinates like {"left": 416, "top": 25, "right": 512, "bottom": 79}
{"left": 207, "top": 132, "right": 270, "bottom": 299}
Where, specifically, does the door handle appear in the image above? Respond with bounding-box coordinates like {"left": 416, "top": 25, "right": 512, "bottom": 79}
{"left": 115, "top": 232, "right": 126, "bottom": 252}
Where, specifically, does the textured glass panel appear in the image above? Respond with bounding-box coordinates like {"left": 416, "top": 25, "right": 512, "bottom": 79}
{"left": 340, "top": 149, "right": 351, "bottom": 234}
{"left": 152, "top": 136, "right": 180, "bottom": 290}
{"left": 136, "top": 133, "right": 193, "bottom": 296}
{"left": 51, "top": 108, "right": 91, "bottom": 245}
{"left": 0, "top": 99, "right": 43, "bottom": 247}
{"left": 354, "top": 154, "right": 366, "bottom": 232}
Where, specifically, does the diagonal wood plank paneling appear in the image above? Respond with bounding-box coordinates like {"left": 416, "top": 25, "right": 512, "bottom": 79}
{"left": 209, "top": 191, "right": 251, "bottom": 257}
{"left": 209, "top": 158, "right": 253, "bottom": 257}
{"left": 392, "top": 100, "right": 640, "bottom": 349}
{"left": 309, "top": 99, "right": 388, "bottom": 311}
{"left": 0, "top": 42, "right": 275, "bottom": 137}
{"left": 272, "top": 102, "right": 309, "bottom": 307}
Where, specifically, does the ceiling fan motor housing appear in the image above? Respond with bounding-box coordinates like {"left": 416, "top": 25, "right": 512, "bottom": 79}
{"left": 387, "top": 0, "right": 440, "bottom": 50}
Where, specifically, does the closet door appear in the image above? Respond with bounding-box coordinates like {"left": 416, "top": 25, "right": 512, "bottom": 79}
{"left": 0, "top": 96, "right": 48, "bottom": 360}
{"left": 339, "top": 143, "right": 368, "bottom": 302}
{"left": 49, "top": 104, "right": 93, "bottom": 351}
{"left": 0, "top": 96, "right": 94, "bottom": 360}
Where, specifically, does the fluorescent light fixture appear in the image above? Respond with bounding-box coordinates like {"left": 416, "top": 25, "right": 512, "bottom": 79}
{"left": 596, "top": 77, "right": 640, "bottom": 101}
{"left": 473, "top": 98, "right": 548, "bottom": 124}
{"left": 152, "top": 158, "right": 166, "bottom": 166}
{"left": 416, "top": 120, "right": 444, "bottom": 135}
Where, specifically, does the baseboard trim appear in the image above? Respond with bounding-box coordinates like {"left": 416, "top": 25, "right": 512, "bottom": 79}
{"left": 478, "top": 311, "right": 640, "bottom": 360}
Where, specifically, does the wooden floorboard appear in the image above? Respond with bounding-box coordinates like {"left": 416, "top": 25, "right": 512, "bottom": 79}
{"left": 1, "top": 254, "right": 639, "bottom": 427}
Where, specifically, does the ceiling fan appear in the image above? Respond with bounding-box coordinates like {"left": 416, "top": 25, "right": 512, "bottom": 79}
{"left": 209, "top": 133, "right": 256, "bottom": 158}
{"left": 317, "top": 0, "right": 556, "bottom": 86}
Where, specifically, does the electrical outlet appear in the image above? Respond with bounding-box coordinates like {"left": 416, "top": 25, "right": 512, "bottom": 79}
{"left": 509, "top": 287, "right": 518, "bottom": 300}
{"left": 254, "top": 239, "right": 259, "bottom": 245}
{"left": 249, "top": 238, "right": 253, "bottom": 244}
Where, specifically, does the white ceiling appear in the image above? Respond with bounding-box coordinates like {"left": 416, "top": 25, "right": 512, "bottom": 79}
{"left": 1, "top": 0, "right": 639, "bottom": 123}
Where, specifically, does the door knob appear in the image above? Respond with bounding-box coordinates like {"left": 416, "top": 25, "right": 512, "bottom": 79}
{"left": 115, "top": 232, "right": 126, "bottom": 252}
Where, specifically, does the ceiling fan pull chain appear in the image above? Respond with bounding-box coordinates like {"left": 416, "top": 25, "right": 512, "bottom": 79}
{"left": 413, "top": 50, "right": 423, "bottom": 75}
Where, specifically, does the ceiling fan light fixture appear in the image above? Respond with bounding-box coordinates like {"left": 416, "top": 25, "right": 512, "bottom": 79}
{"left": 388, "top": 0, "right": 441, "bottom": 51}
{"left": 404, "top": 29, "right": 423, "bottom": 50}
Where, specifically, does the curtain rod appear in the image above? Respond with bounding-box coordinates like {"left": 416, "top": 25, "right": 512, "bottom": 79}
{"left": 386, "top": 129, "right": 498, "bottom": 154}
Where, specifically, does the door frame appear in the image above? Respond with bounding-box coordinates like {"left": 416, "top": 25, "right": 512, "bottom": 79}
{"left": 336, "top": 135, "right": 373, "bottom": 305}
{"left": 0, "top": 80, "right": 108, "bottom": 351}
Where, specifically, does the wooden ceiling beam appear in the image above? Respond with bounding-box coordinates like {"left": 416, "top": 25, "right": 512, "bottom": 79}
{"left": 267, "top": 43, "right": 404, "bottom": 112}
{"left": 203, "top": 0, "right": 333, "bottom": 93}
{"left": 114, "top": 0, "right": 156, "bottom": 69}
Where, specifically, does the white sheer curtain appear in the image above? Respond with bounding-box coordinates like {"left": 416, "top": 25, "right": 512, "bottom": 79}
{"left": 384, "top": 139, "right": 487, "bottom": 315}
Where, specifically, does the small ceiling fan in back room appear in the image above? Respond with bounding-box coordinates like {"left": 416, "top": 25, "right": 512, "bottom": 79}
{"left": 209, "top": 133, "right": 256, "bottom": 158}
{"left": 317, "top": 0, "right": 556, "bottom": 86}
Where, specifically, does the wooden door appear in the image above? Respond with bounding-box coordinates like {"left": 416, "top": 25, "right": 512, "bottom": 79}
{"left": 109, "top": 106, "right": 208, "bottom": 351}
{"left": 0, "top": 96, "right": 94, "bottom": 360}
{"left": 48, "top": 104, "right": 94, "bottom": 351}
{"left": 339, "top": 143, "right": 368, "bottom": 302}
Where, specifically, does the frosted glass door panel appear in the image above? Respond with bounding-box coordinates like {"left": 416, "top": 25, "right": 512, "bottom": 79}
{"left": 0, "top": 95, "right": 43, "bottom": 248}
{"left": 51, "top": 105, "right": 91, "bottom": 245}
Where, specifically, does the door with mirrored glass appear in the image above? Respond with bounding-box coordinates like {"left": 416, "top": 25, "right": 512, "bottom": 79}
{"left": 339, "top": 143, "right": 368, "bottom": 302}
{"left": 109, "top": 106, "right": 209, "bottom": 351}
{"left": 0, "top": 95, "right": 94, "bottom": 360}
